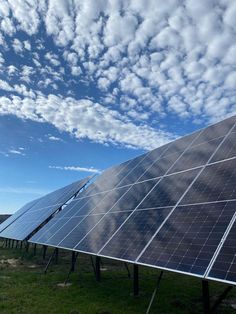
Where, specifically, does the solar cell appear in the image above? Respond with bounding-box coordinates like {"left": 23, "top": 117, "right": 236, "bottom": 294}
{"left": 138, "top": 202, "right": 236, "bottom": 276}
{"left": 207, "top": 202, "right": 236, "bottom": 284}
{"left": 161, "top": 131, "right": 200, "bottom": 157}
{"left": 180, "top": 158, "right": 236, "bottom": 205}
{"left": 191, "top": 115, "right": 236, "bottom": 146}
{"left": 137, "top": 152, "right": 181, "bottom": 182}
{"left": 56, "top": 214, "right": 105, "bottom": 249}
{"left": 109, "top": 179, "right": 158, "bottom": 213}
{"left": 168, "top": 138, "right": 222, "bottom": 174}
{"left": 82, "top": 154, "right": 148, "bottom": 196}
{"left": 138, "top": 168, "right": 200, "bottom": 209}
{"left": 75, "top": 212, "right": 131, "bottom": 253}
{"left": 41, "top": 216, "right": 88, "bottom": 246}
{"left": 89, "top": 186, "right": 131, "bottom": 214}
{"left": 210, "top": 132, "right": 236, "bottom": 163}
{"left": 29, "top": 218, "right": 63, "bottom": 243}
{"left": 116, "top": 146, "right": 170, "bottom": 187}
{"left": 100, "top": 207, "right": 172, "bottom": 261}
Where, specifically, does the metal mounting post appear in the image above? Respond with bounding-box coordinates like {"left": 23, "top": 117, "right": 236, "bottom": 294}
{"left": 33, "top": 244, "right": 37, "bottom": 256}
{"left": 202, "top": 280, "right": 210, "bottom": 314}
{"left": 44, "top": 248, "right": 57, "bottom": 274}
{"left": 212, "top": 285, "right": 233, "bottom": 313}
{"left": 71, "top": 251, "right": 77, "bottom": 272}
{"left": 55, "top": 248, "right": 59, "bottom": 264}
{"left": 25, "top": 242, "right": 29, "bottom": 253}
{"left": 133, "top": 264, "right": 139, "bottom": 296}
{"left": 95, "top": 256, "right": 101, "bottom": 282}
{"left": 90, "top": 256, "right": 96, "bottom": 274}
{"left": 42, "top": 245, "right": 47, "bottom": 260}
{"left": 64, "top": 252, "right": 79, "bottom": 284}
{"left": 146, "top": 271, "right": 164, "bottom": 314}
{"left": 124, "top": 262, "right": 131, "bottom": 278}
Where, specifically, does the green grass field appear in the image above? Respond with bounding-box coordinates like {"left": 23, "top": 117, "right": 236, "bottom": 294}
{"left": 0, "top": 242, "right": 236, "bottom": 314}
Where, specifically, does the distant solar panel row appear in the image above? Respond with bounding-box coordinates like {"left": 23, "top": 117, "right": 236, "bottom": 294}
{"left": 0, "top": 198, "right": 39, "bottom": 233}
{"left": 0, "top": 177, "right": 90, "bottom": 241}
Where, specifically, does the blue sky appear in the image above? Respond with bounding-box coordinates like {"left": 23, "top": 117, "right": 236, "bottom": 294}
{"left": 0, "top": 0, "right": 236, "bottom": 214}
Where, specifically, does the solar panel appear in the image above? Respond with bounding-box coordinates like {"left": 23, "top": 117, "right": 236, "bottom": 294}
{"left": 180, "top": 158, "right": 236, "bottom": 205}
{"left": 0, "top": 177, "right": 90, "bottom": 241}
{"left": 137, "top": 202, "right": 236, "bottom": 276}
{"left": 29, "top": 114, "right": 236, "bottom": 285}
{"left": 0, "top": 198, "right": 39, "bottom": 233}
{"left": 191, "top": 115, "right": 236, "bottom": 146}
{"left": 207, "top": 205, "right": 236, "bottom": 284}
{"left": 99, "top": 208, "right": 172, "bottom": 260}
{"left": 137, "top": 169, "right": 200, "bottom": 209}
{"left": 210, "top": 132, "right": 236, "bottom": 163}
{"left": 168, "top": 138, "right": 222, "bottom": 174}
{"left": 75, "top": 212, "right": 131, "bottom": 254}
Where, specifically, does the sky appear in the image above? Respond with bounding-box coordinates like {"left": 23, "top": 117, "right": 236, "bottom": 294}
{"left": 0, "top": 0, "right": 236, "bottom": 214}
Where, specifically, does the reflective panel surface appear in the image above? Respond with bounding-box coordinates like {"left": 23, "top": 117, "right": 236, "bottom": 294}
{"left": 138, "top": 169, "right": 200, "bottom": 209}
{"left": 208, "top": 202, "right": 236, "bottom": 283}
{"left": 181, "top": 158, "right": 236, "bottom": 205}
{"left": 138, "top": 202, "right": 236, "bottom": 275}
{"left": 75, "top": 212, "right": 131, "bottom": 253}
{"left": 100, "top": 207, "right": 172, "bottom": 261}
{"left": 0, "top": 178, "right": 90, "bottom": 241}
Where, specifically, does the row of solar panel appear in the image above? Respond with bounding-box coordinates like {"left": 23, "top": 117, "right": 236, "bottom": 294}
{"left": 29, "top": 115, "right": 236, "bottom": 285}
{"left": 1, "top": 114, "right": 236, "bottom": 287}
{"left": 29, "top": 157, "right": 236, "bottom": 225}
{"left": 0, "top": 178, "right": 90, "bottom": 240}
{"left": 30, "top": 200, "right": 236, "bottom": 282}
{"left": 79, "top": 117, "right": 236, "bottom": 197}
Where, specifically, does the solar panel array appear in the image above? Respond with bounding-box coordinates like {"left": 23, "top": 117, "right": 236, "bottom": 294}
{"left": 0, "top": 198, "right": 39, "bottom": 233}
{"left": 0, "top": 178, "right": 90, "bottom": 241}
{"left": 27, "top": 114, "right": 236, "bottom": 285}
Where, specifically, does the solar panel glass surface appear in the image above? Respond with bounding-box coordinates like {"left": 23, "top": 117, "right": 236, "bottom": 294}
{"left": 0, "top": 178, "right": 90, "bottom": 240}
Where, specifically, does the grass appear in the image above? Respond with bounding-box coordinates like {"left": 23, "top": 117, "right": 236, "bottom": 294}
{"left": 0, "top": 242, "right": 236, "bottom": 314}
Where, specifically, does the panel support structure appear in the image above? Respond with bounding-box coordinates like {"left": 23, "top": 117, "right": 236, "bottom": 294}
{"left": 33, "top": 244, "right": 37, "bottom": 256}
{"left": 211, "top": 285, "right": 233, "bottom": 313}
{"left": 71, "top": 251, "right": 77, "bottom": 272}
{"left": 95, "top": 256, "right": 101, "bottom": 282}
{"left": 55, "top": 248, "right": 59, "bottom": 264}
{"left": 124, "top": 262, "right": 131, "bottom": 278}
{"left": 133, "top": 264, "right": 139, "bottom": 296}
{"left": 202, "top": 280, "right": 210, "bottom": 314}
{"left": 42, "top": 245, "right": 47, "bottom": 260}
{"left": 146, "top": 271, "right": 164, "bottom": 314}
{"left": 64, "top": 252, "right": 79, "bottom": 284}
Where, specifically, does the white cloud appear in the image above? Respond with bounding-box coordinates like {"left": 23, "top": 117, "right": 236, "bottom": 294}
{"left": 12, "top": 38, "right": 23, "bottom": 53}
{"left": 71, "top": 66, "right": 82, "bottom": 76}
{"left": 23, "top": 40, "right": 31, "bottom": 50}
{"left": 0, "top": 0, "right": 235, "bottom": 145}
{"left": 0, "top": 94, "right": 174, "bottom": 150}
{"left": 49, "top": 165, "right": 101, "bottom": 174}
{"left": 8, "top": 149, "right": 25, "bottom": 156}
{"left": 0, "top": 79, "right": 12, "bottom": 91}
{"left": 45, "top": 52, "right": 60, "bottom": 67}
{"left": 47, "top": 135, "right": 63, "bottom": 142}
